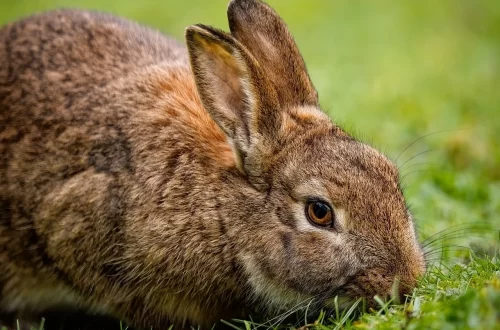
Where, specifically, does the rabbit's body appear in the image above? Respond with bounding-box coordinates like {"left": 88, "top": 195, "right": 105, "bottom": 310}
{"left": 0, "top": 1, "right": 426, "bottom": 329}
{"left": 0, "top": 9, "right": 243, "bottom": 327}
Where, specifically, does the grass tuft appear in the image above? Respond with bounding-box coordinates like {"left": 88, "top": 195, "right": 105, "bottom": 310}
{"left": 0, "top": 0, "right": 498, "bottom": 329}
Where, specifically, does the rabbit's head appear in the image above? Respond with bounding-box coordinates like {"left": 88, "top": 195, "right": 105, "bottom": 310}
{"left": 185, "top": 0, "right": 425, "bottom": 312}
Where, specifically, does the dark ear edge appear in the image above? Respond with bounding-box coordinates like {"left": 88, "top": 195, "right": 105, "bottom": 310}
{"left": 185, "top": 24, "right": 281, "bottom": 190}
{"left": 227, "top": 0, "right": 318, "bottom": 107}
{"left": 186, "top": 23, "right": 281, "bottom": 139}
{"left": 186, "top": 24, "right": 253, "bottom": 142}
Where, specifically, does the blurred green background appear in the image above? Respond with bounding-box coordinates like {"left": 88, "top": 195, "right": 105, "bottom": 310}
{"left": 1, "top": 0, "right": 499, "bottom": 252}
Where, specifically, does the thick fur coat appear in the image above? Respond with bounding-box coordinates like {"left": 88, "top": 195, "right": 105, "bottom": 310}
{"left": 0, "top": 0, "right": 425, "bottom": 328}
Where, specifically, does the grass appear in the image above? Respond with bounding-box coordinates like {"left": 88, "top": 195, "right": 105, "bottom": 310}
{"left": 1, "top": 0, "right": 499, "bottom": 329}
{"left": 222, "top": 254, "right": 499, "bottom": 330}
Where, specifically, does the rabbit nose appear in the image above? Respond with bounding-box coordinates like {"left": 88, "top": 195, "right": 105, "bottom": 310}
{"left": 389, "top": 270, "right": 421, "bottom": 303}
{"left": 361, "top": 268, "right": 417, "bottom": 303}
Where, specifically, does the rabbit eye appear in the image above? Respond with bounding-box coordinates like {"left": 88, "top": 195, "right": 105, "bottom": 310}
{"left": 305, "top": 201, "right": 334, "bottom": 227}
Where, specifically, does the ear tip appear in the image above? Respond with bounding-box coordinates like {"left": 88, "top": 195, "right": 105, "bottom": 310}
{"left": 228, "top": 0, "right": 258, "bottom": 15}
{"left": 185, "top": 24, "right": 216, "bottom": 41}
{"left": 186, "top": 24, "right": 207, "bottom": 34}
{"left": 185, "top": 25, "right": 201, "bottom": 38}
{"left": 228, "top": 0, "right": 271, "bottom": 31}
{"left": 227, "top": 0, "right": 239, "bottom": 20}
{"left": 227, "top": 0, "right": 243, "bottom": 9}
{"left": 185, "top": 26, "right": 194, "bottom": 36}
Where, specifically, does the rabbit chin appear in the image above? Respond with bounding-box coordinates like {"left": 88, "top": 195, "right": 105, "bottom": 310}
{"left": 241, "top": 255, "right": 314, "bottom": 314}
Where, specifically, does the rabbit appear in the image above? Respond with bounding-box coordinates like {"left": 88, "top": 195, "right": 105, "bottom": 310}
{"left": 0, "top": 0, "right": 426, "bottom": 328}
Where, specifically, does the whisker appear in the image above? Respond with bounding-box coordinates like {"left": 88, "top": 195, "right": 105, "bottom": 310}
{"left": 422, "top": 226, "right": 493, "bottom": 248}
{"left": 421, "top": 225, "right": 471, "bottom": 245}
{"left": 398, "top": 149, "right": 436, "bottom": 171}
{"left": 400, "top": 169, "right": 436, "bottom": 181}
{"left": 398, "top": 161, "right": 432, "bottom": 174}
{"left": 424, "top": 256, "right": 469, "bottom": 265}
{"left": 423, "top": 233, "right": 495, "bottom": 249}
{"left": 394, "top": 128, "right": 471, "bottom": 163}
{"left": 420, "top": 223, "right": 492, "bottom": 246}
{"left": 259, "top": 295, "right": 320, "bottom": 329}
{"left": 424, "top": 245, "right": 472, "bottom": 256}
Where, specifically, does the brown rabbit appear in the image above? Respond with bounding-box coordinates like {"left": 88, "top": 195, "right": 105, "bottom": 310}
{"left": 0, "top": 0, "right": 426, "bottom": 328}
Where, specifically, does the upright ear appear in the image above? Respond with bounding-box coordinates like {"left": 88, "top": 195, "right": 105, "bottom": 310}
{"left": 185, "top": 24, "right": 280, "bottom": 189}
{"left": 227, "top": 0, "right": 318, "bottom": 107}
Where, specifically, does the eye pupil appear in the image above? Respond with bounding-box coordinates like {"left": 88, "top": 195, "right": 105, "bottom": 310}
{"left": 313, "top": 203, "right": 328, "bottom": 219}
{"left": 306, "top": 201, "right": 334, "bottom": 227}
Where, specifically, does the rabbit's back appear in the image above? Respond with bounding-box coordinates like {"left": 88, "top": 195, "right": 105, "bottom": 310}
{"left": 0, "top": 9, "right": 188, "bottom": 84}
{"left": 0, "top": 2, "right": 427, "bottom": 328}
{"left": 0, "top": 10, "right": 233, "bottom": 321}
{"left": 0, "top": 8, "right": 190, "bottom": 190}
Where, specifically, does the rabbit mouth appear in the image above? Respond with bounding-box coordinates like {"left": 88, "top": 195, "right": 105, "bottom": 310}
{"left": 247, "top": 275, "right": 315, "bottom": 314}
{"left": 240, "top": 256, "right": 357, "bottom": 315}
{"left": 247, "top": 273, "right": 353, "bottom": 318}
{"left": 247, "top": 284, "right": 356, "bottom": 324}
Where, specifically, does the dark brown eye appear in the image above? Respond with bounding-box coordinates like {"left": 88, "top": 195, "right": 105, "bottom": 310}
{"left": 306, "top": 201, "right": 334, "bottom": 227}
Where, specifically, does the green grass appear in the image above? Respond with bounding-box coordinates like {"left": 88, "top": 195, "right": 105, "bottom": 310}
{"left": 221, "top": 254, "right": 499, "bottom": 330}
{"left": 1, "top": 0, "right": 499, "bottom": 329}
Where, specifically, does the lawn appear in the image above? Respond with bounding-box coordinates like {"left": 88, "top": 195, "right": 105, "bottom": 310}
{"left": 1, "top": 0, "right": 499, "bottom": 329}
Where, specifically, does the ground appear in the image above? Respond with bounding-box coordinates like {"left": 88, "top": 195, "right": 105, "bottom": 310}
{"left": 0, "top": 0, "right": 498, "bottom": 329}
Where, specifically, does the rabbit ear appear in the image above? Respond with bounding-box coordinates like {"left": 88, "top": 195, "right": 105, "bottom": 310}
{"left": 227, "top": 0, "right": 318, "bottom": 107}
{"left": 185, "top": 24, "right": 280, "bottom": 189}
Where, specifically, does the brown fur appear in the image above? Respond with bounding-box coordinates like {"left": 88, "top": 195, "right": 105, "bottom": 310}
{"left": 228, "top": 0, "right": 318, "bottom": 106}
{"left": 152, "top": 67, "right": 235, "bottom": 168}
{"left": 0, "top": 1, "right": 425, "bottom": 329}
